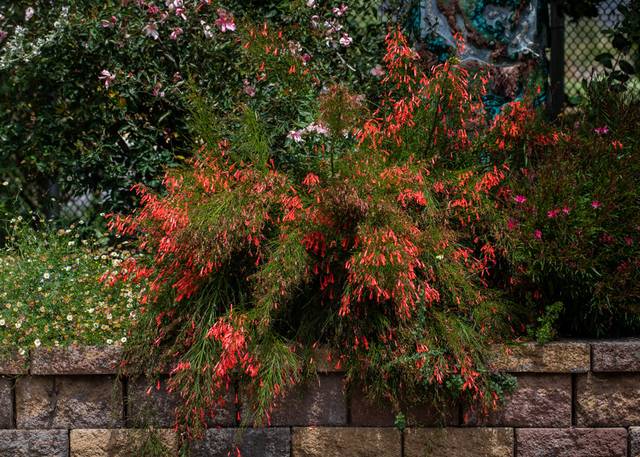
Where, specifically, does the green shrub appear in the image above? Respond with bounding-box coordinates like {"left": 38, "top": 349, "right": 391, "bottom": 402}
{"left": 107, "top": 30, "right": 518, "bottom": 450}
{"left": 0, "top": 0, "right": 390, "bottom": 226}
{"left": 497, "top": 84, "right": 640, "bottom": 337}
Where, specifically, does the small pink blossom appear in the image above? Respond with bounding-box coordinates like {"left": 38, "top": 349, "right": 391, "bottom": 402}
{"left": 594, "top": 126, "right": 609, "bottom": 135}
{"left": 370, "top": 64, "right": 385, "bottom": 77}
{"left": 301, "top": 53, "right": 312, "bottom": 65}
{"left": 170, "top": 27, "right": 183, "bottom": 40}
{"left": 152, "top": 82, "right": 165, "bottom": 97}
{"left": 143, "top": 22, "right": 159, "bottom": 40}
{"left": 287, "top": 130, "right": 304, "bottom": 143}
{"left": 534, "top": 229, "right": 542, "bottom": 240}
{"left": 507, "top": 218, "right": 519, "bottom": 231}
{"left": 547, "top": 209, "right": 560, "bottom": 218}
{"left": 98, "top": 70, "right": 116, "bottom": 88}
{"left": 333, "top": 4, "right": 348, "bottom": 16}
{"left": 624, "top": 236, "right": 634, "bottom": 246}
{"left": 25, "top": 7, "right": 35, "bottom": 22}
{"left": 514, "top": 195, "right": 527, "bottom": 204}
{"left": 339, "top": 33, "right": 353, "bottom": 47}
{"left": 100, "top": 16, "right": 117, "bottom": 28}
{"left": 175, "top": 7, "right": 187, "bottom": 20}
{"left": 243, "top": 80, "right": 256, "bottom": 97}
{"left": 306, "top": 0, "right": 316, "bottom": 6}
{"left": 562, "top": 206, "right": 570, "bottom": 215}
{"left": 147, "top": 4, "right": 160, "bottom": 15}
{"left": 215, "top": 8, "right": 236, "bottom": 32}
{"left": 591, "top": 200, "right": 601, "bottom": 209}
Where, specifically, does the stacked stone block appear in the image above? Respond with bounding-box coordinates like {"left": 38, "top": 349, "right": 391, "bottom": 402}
{"left": 0, "top": 340, "right": 639, "bottom": 456}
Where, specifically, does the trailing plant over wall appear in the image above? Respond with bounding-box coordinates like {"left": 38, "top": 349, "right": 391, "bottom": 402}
{"left": 106, "top": 29, "right": 520, "bottom": 452}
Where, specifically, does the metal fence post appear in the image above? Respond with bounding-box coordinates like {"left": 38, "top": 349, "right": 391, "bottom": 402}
{"left": 549, "top": 0, "right": 565, "bottom": 118}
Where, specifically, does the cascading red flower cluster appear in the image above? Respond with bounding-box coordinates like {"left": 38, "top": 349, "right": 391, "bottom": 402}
{"left": 107, "top": 28, "right": 526, "bottom": 447}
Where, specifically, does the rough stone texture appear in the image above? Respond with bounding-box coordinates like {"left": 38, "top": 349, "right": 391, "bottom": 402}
{"left": 31, "top": 346, "right": 122, "bottom": 375}
{"left": 516, "top": 428, "right": 627, "bottom": 457}
{"left": 0, "top": 430, "right": 69, "bottom": 457}
{"left": 464, "top": 374, "right": 571, "bottom": 427}
{"left": 489, "top": 342, "right": 590, "bottom": 373}
{"left": 246, "top": 374, "right": 346, "bottom": 426}
{"left": 70, "top": 429, "right": 176, "bottom": 457}
{"left": 576, "top": 373, "right": 640, "bottom": 426}
{"left": 0, "top": 351, "right": 28, "bottom": 375}
{"left": 292, "top": 427, "right": 401, "bottom": 457}
{"left": 630, "top": 427, "right": 640, "bottom": 457}
{"left": 350, "top": 386, "right": 457, "bottom": 426}
{"left": 404, "top": 427, "right": 514, "bottom": 457}
{"left": 0, "top": 377, "right": 12, "bottom": 428}
{"left": 15, "top": 375, "right": 123, "bottom": 428}
{"left": 592, "top": 340, "right": 640, "bottom": 372}
{"left": 191, "top": 428, "right": 290, "bottom": 457}
{"left": 128, "top": 377, "right": 234, "bottom": 428}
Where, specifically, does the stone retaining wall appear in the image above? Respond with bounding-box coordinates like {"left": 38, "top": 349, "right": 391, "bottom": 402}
{"left": 1, "top": 340, "right": 640, "bottom": 456}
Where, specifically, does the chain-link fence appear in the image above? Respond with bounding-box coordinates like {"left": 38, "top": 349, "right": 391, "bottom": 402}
{"left": 563, "top": 0, "right": 638, "bottom": 102}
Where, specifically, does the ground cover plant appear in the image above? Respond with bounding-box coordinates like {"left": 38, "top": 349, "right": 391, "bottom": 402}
{"left": 0, "top": 217, "right": 140, "bottom": 355}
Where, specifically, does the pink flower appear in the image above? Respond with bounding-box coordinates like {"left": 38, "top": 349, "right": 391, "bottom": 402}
{"left": 147, "top": 4, "right": 160, "bottom": 15}
{"left": 339, "top": 33, "right": 353, "bottom": 47}
{"left": 243, "top": 80, "right": 256, "bottom": 97}
{"left": 98, "top": 70, "right": 116, "bottom": 88}
{"left": 333, "top": 4, "right": 348, "bottom": 16}
{"left": 624, "top": 236, "right": 634, "bottom": 246}
{"left": 287, "top": 130, "right": 304, "bottom": 143}
{"left": 301, "top": 53, "right": 312, "bottom": 65}
{"left": 100, "top": 16, "right": 117, "bottom": 28}
{"left": 591, "top": 200, "right": 601, "bottom": 209}
{"left": 562, "top": 206, "right": 570, "bottom": 215}
{"left": 170, "top": 27, "right": 183, "bottom": 40}
{"left": 143, "top": 22, "right": 159, "bottom": 40}
{"left": 547, "top": 209, "right": 560, "bottom": 218}
{"left": 594, "top": 126, "right": 609, "bottom": 135}
{"left": 215, "top": 9, "right": 236, "bottom": 32}
{"left": 514, "top": 195, "right": 527, "bottom": 204}
{"left": 534, "top": 229, "right": 542, "bottom": 240}
{"left": 25, "top": 7, "right": 35, "bottom": 22}
{"left": 507, "top": 218, "right": 519, "bottom": 230}
{"left": 370, "top": 64, "right": 385, "bottom": 77}
{"left": 152, "top": 82, "right": 164, "bottom": 97}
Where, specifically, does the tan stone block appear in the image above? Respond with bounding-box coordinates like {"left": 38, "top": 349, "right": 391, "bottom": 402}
{"left": 0, "top": 376, "right": 12, "bottom": 428}
{"left": 349, "top": 385, "right": 457, "bottom": 427}
{"left": 404, "top": 427, "right": 514, "bottom": 457}
{"left": 464, "top": 374, "right": 571, "bottom": 427}
{"left": 243, "top": 374, "right": 346, "bottom": 426}
{"left": 517, "top": 428, "right": 627, "bottom": 457}
{"left": 576, "top": 373, "right": 640, "bottom": 426}
{"left": 31, "top": 346, "right": 122, "bottom": 375}
{"left": 128, "top": 377, "right": 234, "bottom": 428}
{"left": 489, "top": 342, "right": 590, "bottom": 373}
{"left": 70, "top": 429, "right": 176, "bottom": 457}
{"left": 292, "top": 427, "right": 401, "bottom": 457}
{"left": 592, "top": 340, "right": 640, "bottom": 372}
{"left": 0, "top": 430, "right": 69, "bottom": 456}
{"left": 0, "top": 351, "right": 28, "bottom": 375}
{"left": 16, "top": 376, "right": 123, "bottom": 428}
